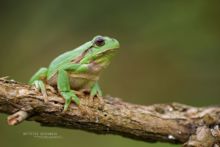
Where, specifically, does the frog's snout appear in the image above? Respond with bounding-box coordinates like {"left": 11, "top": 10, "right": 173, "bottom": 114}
{"left": 112, "top": 38, "right": 120, "bottom": 48}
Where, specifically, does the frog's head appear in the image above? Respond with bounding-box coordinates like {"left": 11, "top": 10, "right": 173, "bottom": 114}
{"left": 91, "top": 35, "right": 119, "bottom": 56}
{"left": 81, "top": 35, "right": 119, "bottom": 68}
{"left": 91, "top": 35, "right": 119, "bottom": 66}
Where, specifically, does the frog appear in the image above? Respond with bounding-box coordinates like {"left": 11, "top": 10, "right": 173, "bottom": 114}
{"left": 29, "top": 35, "right": 119, "bottom": 111}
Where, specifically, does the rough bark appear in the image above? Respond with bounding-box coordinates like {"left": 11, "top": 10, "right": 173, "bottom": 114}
{"left": 0, "top": 78, "right": 220, "bottom": 147}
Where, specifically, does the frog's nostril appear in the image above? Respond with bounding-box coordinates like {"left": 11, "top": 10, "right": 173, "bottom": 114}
{"left": 112, "top": 38, "right": 116, "bottom": 42}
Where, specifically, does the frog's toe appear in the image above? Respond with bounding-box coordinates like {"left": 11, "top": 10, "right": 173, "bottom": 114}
{"left": 89, "top": 84, "right": 104, "bottom": 109}
{"left": 61, "top": 90, "right": 80, "bottom": 112}
{"left": 90, "top": 83, "right": 102, "bottom": 99}
{"left": 32, "top": 80, "right": 48, "bottom": 102}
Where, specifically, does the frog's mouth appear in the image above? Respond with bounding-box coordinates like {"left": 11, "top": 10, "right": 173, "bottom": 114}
{"left": 96, "top": 48, "right": 116, "bottom": 57}
{"left": 92, "top": 49, "right": 116, "bottom": 64}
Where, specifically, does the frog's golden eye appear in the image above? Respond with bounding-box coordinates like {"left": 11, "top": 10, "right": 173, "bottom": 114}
{"left": 94, "top": 36, "right": 105, "bottom": 47}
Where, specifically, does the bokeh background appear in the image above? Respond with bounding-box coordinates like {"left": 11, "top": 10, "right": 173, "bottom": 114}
{"left": 0, "top": 1, "right": 220, "bottom": 147}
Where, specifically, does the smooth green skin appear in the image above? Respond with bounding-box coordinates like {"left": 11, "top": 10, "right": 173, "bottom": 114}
{"left": 29, "top": 35, "right": 119, "bottom": 111}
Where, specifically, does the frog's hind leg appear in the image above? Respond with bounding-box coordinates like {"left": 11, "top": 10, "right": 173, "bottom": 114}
{"left": 57, "top": 69, "right": 80, "bottom": 111}
{"left": 29, "top": 67, "right": 48, "bottom": 102}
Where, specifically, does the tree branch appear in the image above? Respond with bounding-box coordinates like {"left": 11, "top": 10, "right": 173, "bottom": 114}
{"left": 0, "top": 78, "right": 220, "bottom": 146}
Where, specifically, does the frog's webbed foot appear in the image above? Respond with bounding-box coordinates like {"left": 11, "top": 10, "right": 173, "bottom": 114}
{"left": 89, "top": 82, "right": 104, "bottom": 109}
{"left": 29, "top": 67, "right": 48, "bottom": 103}
{"left": 60, "top": 90, "right": 80, "bottom": 111}
{"left": 32, "top": 80, "right": 48, "bottom": 102}
{"left": 90, "top": 82, "right": 102, "bottom": 98}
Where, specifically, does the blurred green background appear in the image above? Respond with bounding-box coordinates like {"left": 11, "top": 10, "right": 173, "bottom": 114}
{"left": 0, "top": 0, "right": 219, "bottom": 147}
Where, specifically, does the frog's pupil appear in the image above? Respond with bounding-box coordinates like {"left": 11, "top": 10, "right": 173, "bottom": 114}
{"left": 95, "top": 37, "right": 105, "bottom": 46}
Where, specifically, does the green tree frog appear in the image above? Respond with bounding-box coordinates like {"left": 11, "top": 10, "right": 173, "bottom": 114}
{"left": 29, "top": 35, "right": 119, "bottom": 111}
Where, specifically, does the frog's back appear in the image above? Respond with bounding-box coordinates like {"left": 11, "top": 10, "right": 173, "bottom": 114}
{"left": 47, "top": 41, "right": 91, "bottom": 79}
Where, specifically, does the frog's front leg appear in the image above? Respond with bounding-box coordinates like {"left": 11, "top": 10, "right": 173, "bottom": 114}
{"left": 57, "top": 69, "right": 80, "bottom": 111}
{"left": 29, "top": 67, "right": 48, "bottom": 102}
{"left": 58, "top": 63, "right": 90, "bottom": 111}
{"left": 90, "top": 82, "right": 104, "bottom": 108}
{"left": 90, "top": 82, "right": 102, "bottom": 98}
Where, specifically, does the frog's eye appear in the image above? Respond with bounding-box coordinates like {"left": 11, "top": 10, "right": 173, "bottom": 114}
{"left": 94, "top": 37, "right": 105, "bottom": 47}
